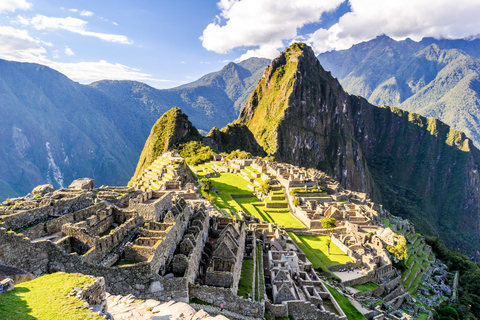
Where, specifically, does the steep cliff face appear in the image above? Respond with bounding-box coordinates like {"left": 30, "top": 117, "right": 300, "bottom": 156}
{"left": 235, "top": 43, "right": 480, "bottom": 252}
{"left": 239, "top": 43, "right": 373, "bottom": 193}
{"left": 131, "top": 107, "right": 202, "bottom": 183}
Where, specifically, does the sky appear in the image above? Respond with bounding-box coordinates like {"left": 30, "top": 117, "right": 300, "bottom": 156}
{"left": 1, "top": 0, "right": 480, "bottom": 89}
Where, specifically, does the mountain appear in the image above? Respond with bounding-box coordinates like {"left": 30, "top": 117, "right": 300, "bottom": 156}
{"left": 214, "top": 43, "right": 480, "bottom": 253}
{"left": 0, "top": 58, "right": 269, "bottom": 200}
{"left": 91, "top": 57, "right": 270, "bottom": 133}
{"left": 318, "top": 35, "right": 480, "bottom": 146}
{"left": 131, "top": 107, "right": 202, "bottom": 180}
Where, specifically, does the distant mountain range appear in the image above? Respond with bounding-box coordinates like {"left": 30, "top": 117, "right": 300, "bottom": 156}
{"left": 318, "top": 35, "right": 480, "bottom": 146}
{"left": 0, "top": 57, "right": 269, "bottom": 199}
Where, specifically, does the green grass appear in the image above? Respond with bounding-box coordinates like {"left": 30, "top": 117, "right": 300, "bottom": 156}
{"left": 255, "top": 244, "right": 265, "bottom": 301}
{"left": 325, "top": 284, "right": 367, "bottom": 320}
{"left": 238, "top": 259, "right": 254, "bottom": 299}
{"left": 0, "top": 272, "right": 104, "bottom": 320}
{"left": 351, "top": 282, "right": 379, "bottom": 293}
{"left": 417, "top": 313, "right": 429, "bottom": 320}
{"left": 288, "top": 233, "right": 353, "bottom": 267}
{"left": 235, "top": 197, "right": 304, "bottom": 228}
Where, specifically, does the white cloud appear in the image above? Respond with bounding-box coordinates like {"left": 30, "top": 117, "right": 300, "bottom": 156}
{"left": 0, "top": 0, "right": 31, "bottom": 12}
{"left": 64, "top": 46, "right": 74, "bottom": 56}
{"left": 203, "top": 0, "right": 480, "bottom": 59}
{"left": 19, "top": 14, "right": 132, "bottom": 44}
{"left": 68, "top": 8, "right": 78, "bottom": 13}
{"left": 200, "top": 0, "right": 344, "bottom": 58}
{"left": 0, "top": 26, "right": 46, "bottom": 61}
{"left": 0, "top": 26, "right": 165, "bottom": 85}
{"left": 307, "top": 0, "right": 480, "bottom": 53}
{"left": 80, "top": 10, "right": 94, "bottom": 17}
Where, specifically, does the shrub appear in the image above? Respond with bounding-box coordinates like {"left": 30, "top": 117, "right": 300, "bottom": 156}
{"left": 292, "top": 197, "right": 300, "bottom": 206}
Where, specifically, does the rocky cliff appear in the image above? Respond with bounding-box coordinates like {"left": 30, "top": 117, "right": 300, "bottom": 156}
{"left": 233, "top": 43, "right": 480, "bottom": 252}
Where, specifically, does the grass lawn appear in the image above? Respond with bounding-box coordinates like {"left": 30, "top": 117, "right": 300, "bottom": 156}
{"left": 288, "top": 233, "right": 353, "bottom": 267}
{"left": 238, "top": 259, "right": 254, "bottom": 299}
{"left": 351, "top": 282, "right": 379, "bottom": 293}
{"left": 417, "top": 314, "right": 429, "bottom": 320}
{"left": 255, "top": 244, "right": 265, "bottom": 301}
{"left": 0, "top": 272, "right": 104, "bottom": 320}
{"left": 325, "top": 284, "right": 367, "bottom": 320}
{"left": 235, "top": 197, "right": 304, "bottom": 228}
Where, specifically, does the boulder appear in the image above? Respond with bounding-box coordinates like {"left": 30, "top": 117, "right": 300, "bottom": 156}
{"left": 0, "top": 278, "right": 14, "bottom": 294}
{"left": 69, "top": 178, "right": 95, "bottom": 190}
{"left": 32, "top": 184, "right": 55, "bottom": 195}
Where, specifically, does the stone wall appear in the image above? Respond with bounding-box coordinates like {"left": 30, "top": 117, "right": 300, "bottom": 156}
{"left": 189, "top": 284, "right": 264, "bottom": 318}
{"left": 77, "top": 275, "right": 107, "bottom": 311}
{"left": 265, "top": 299, "right": 347, "bottom": 320}
{"left": 2, "top": 193, "right": 94, "bottom": 230}
{"left": 0, "top": 227, "right": 190, "bottom": 302}
{"left": 129, "top": 192, "right": 172, "bottom": 222}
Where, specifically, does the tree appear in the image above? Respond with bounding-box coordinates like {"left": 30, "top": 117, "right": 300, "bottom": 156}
{"left": 320, "top": 217, "right": 337, "bottom": 232}
{"left": 326, "top": 238, "right": 331, "bottom": 255}
{"left": 205, "top": 193, "right": 215, "bottom": 204}
{"left": 260, "top": 179, "right": 271, "bottom": 195}
{"left": 199, "top": 178, "right": 212, "bottom": 191}
{"left": 292, "top": 197, "right": 300, "bottom": 206}
{"left": 386, "top": 235, "right": 408, "bottom": 261}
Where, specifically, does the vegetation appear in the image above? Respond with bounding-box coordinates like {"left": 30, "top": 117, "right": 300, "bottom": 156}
{"left": 199, "top": 178, "right": 212, "bottom": 191}
{"left": 0, "top": 272, "right": 103, "bottom": 320}
{"left": 426, "top": 237, "right": 480, "bottom": 319}
{"left": 350, "top": 282, "right": 380, "bottom": 293}
{"left": 320, "top": 217, "right": 337, "bottom": 231}
{"left": 238, "top": 259, "right": 254, "bottom": 299}
{"left": 292, "top": 197, "right": 300, "bottom": 207}
{"left": 386, "top": 234, "right": 408, "bottom": 261}
{"left": 325, "top": 284, "right": 367, "bottom": 320}
{"left": 288, "top": 233, "right": 353, "bottom": 268}
{"left": 176, "top": 140, "right": 215, "bottom": 165}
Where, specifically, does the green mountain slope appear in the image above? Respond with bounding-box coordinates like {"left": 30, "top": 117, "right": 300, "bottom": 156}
{"left": 230, "top": 43, "right": 480, "bottom": 253}
{"left": 131, "top": 107, "right": 202, "bottom": 181}
{"left": 0, "top": 58, "right": 268, "bottom": 200}
{"left": 318, "top": 35, "right": 480, "bottom": 146}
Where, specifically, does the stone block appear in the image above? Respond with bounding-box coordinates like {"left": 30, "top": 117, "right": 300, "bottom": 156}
{"left": 0, "top": 278, "right": 14, "bottom": 294}
{"left": 32, "top": 184, "right": 55, "bottom": 195}
{"left": 69, "top": 178, "right": 95, "bottom": 190}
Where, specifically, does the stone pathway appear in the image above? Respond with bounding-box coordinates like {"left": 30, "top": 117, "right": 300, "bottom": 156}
{"left": 105, "top": 293, "right": 230, "bottom": 320}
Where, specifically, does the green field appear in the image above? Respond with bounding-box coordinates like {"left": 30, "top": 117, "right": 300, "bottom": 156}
{"left": 288, "top": 233, "right": 353, "bottom": 268}
{"left": 350, "top": 282, "right": 379, "bottom": 293}
{"left": 235, "top": 196, "right": 304, "bottom": 228}
{"left": 0, "top": 273, "right": 104, "bottom": 320}
{"left": 238, "top": 259, "right": 254, "bottom": 299}
{"left": 325, "top": 284, "right": 367, "bottom": 320}
{"left": 195, "top": 169, "right": 303, "bottom": 227}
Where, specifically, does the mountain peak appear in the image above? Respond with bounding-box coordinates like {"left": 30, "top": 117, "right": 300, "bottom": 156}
{"left": 130, "top": 107, "right": 202, "bottom": 184}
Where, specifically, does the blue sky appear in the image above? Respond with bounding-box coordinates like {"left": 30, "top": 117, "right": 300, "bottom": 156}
{"left": 1, "top": 0, "right": 479, "bottom": 89}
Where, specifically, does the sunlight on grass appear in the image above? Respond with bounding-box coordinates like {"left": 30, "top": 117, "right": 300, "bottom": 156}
{"left": 0, "top": 273, "right": 104, "bottom": 320}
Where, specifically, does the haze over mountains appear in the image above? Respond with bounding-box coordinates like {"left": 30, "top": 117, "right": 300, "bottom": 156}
{"left": 318, "top": 35, "right": 480, "bottom": 146}
{"left": 0, "top": 57, "right": 269, "bottom": 199}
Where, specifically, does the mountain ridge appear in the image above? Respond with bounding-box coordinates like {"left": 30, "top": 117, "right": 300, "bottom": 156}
{"left": 215, "top": 42, "right": 480, "bottom": 253}
{"left": 318, "top": 35, "right": 480, "bottom": 146}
